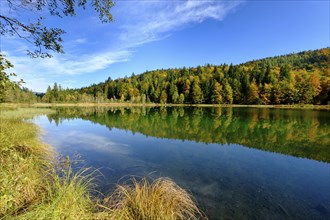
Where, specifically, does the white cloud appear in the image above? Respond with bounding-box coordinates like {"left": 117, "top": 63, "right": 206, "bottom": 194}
{"left": 2, "top": 0, "right": 242, "bottom": 91}
{"left": 5, "top": 49, "right": 131, "bottom": 75}
{"left": 74, "top": 38, "right": 87, "bottom": 44}
{"left": 116, "top": 0, "right": 241, "bottom": 47}
{"left": 4, "top": 49, "right": 132, "bottom": 91}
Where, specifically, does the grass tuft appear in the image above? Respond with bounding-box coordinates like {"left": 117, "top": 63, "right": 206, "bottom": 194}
{"left": 104, "top": 177, "right": 206, "bottom": 220}
{"left": 16, "top": 166, "right": 97, "bottom": 220}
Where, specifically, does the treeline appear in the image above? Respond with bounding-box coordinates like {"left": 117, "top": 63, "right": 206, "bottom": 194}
{"left": 1, "top": 85, "right": 39, "bottom": 103}
{"left": 3, "top": 48, "right": 328, "bottom": 104}
{"left": 41, "top": 48, "right": 330, "bottom": 105}
{"left": 48, "top": 107, "right": 330, "bottom": 163}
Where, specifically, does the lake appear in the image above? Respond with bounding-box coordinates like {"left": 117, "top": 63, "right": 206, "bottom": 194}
{"left": 33, "top": 106, "right": 330, "bottom": 220}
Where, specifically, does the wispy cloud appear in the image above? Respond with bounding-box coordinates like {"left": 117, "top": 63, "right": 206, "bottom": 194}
{"left": 3, "top": 0, "right": 242, "bottom": 91}
{"left": 117, "top": 0, "right": 241, "bottom": 47}
{"left": 5, "top": 50, "right": 131, "bottom": 75}
{"left": 4, "top": 49, "right": 131, "bottom": 91}
{"left": 74, "top": 38, "right": 87, "bottom": 44}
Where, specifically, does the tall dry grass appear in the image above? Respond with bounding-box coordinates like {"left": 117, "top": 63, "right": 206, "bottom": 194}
{"left": 103, "top": 177, "right": 206, "bottom": 220}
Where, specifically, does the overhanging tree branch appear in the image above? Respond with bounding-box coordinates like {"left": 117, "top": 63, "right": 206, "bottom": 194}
{"left": 1, "top": 0, "right": 114, "bottom": 58}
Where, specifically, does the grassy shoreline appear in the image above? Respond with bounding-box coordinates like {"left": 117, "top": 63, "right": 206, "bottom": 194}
{"left": 0, "top": 108, "right": 205, "bottom": 219}
{"left": 2, "top": 102, "right": 330, "bottom": 109}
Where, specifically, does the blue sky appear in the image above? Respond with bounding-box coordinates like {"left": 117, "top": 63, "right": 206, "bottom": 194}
{"left": 2, "top": 0, "right": 329, "bottom": 92}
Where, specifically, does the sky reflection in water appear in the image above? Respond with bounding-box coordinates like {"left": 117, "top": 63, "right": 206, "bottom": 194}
{"left": 33, "top": 107, "right": 330, "bottom": 220}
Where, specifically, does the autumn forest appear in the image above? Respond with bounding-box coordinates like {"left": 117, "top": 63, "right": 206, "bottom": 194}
{"left": 3, "top": 48, "right": 330, "bottom": 105}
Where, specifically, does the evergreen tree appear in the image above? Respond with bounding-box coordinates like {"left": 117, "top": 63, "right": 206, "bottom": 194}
{"left": 178, "top": 93, "right": 185, "bottom": 104}
{"left": 44, "top": 86, "right": 53, "bottom": 103}
{"left": 247, "top": 79, "right": 260, "bottom": 104}
{"left": 53, "top": 82, "right": 59, "bottom": 101}
{"left": 211, "top": 81, "right": 223, "bottom": 104}
{"left": 223, "top": 81, "right": 233, "bottom": 104}
{"left": 190, "top": 79, "right": 203, "bottom": 104}
{"left": 160, "top": 90, "right": 168, "bottom": 104}
{"left": 183, "top": 79, "right": 191, "bottom": 102}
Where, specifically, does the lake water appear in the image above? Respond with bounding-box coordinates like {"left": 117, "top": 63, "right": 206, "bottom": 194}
{"left": 33, "top": 107, "right": 330, "bottom": 220}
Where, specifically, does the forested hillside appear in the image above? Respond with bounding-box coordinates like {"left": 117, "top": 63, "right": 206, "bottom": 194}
{"left": 6, "top": 48, "right": 330, "bottom": 104}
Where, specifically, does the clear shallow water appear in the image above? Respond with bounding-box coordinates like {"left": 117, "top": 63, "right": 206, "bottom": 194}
{"left": 33, "top": 107, "right": 330, "bottom": 220}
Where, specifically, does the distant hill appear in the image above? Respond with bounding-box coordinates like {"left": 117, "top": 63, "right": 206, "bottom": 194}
{"left": 42, "top": 48, "right": 329, "bottom": 105}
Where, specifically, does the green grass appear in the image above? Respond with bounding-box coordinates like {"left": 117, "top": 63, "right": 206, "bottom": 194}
{"left": 14, "top": 166, "right": 97, "bottom": 220}
{"left": 0, "top": 108, "right": 206, "bottom": 219}
{"left": 0, "top": 118, "right": 52, "bottom": 217}
{"left": 0, "top": 107, "right": 54, "bottom": 119}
